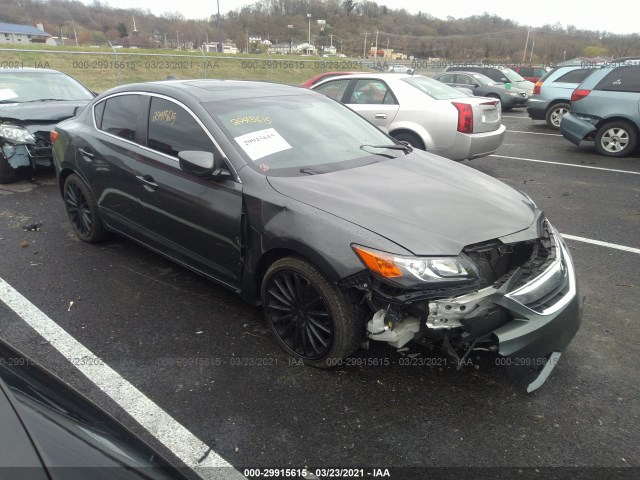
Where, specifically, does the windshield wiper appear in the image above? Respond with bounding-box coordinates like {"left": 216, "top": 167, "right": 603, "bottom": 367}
{"left": 21, "top": 98, "right": 69, "bottom": 103}
{"left": 360, "top": 143, "right": 413, "bottom": 155}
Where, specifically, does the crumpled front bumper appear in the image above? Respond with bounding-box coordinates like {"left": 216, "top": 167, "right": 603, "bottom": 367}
{"left": 489, "top": 233, "right": 582, "bottom": 392}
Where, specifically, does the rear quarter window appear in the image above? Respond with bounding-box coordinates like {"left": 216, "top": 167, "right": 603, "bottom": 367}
{"left": 594, "top": 66, "right": 640, "bottom": 93}
{"left": 555, "top": 68, "right": 594, "bottom": 84}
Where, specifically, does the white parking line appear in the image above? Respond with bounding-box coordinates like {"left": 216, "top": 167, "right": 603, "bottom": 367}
{"left": 507, "top": 130, "right": 563, "bottom": 137}
{"left": 502, "top": 115, "right": 530, "bottom": 118}
{"left": 0, "top": 277, "right": 243, "bottom": 480}
{"left": 561, "top": 234, "right": 640, "bottom": 255}
{"left": 489, "top": 154, "right": 640, "bottom": 175}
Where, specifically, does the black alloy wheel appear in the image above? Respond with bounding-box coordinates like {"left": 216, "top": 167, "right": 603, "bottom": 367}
{"left": 63, "top": 174, "right": 106, "bottom": 243}
{"left": 262, "top": 257, "right": 362, "bottom": 366}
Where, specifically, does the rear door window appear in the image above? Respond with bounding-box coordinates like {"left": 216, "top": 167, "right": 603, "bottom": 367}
{"left": 594, "top": 66, "right": 640, "bottom": 93}
{"left": 98, "top": 94, "right": 144, "bottom": 142}
{"left": 313, "top": 78, "right": 351, "bottom": 101}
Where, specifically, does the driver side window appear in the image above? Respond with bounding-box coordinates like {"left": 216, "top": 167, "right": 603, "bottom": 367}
{"left": 147, "top": 97, "right": 215, "bottom": 158}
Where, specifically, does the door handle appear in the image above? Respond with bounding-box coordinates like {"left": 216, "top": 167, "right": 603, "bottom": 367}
{"left": 374, "top": 113, "right": 387, "bottom": 119}
{"left": 136, "top": 174, "right": 159, "bottom": 191}
{"left": 78, "top": 147, "right": 94, "bottom": 159}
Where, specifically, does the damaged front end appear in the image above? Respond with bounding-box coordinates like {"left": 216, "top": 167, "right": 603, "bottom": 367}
{"left": 345, "top": 218, "right": 581, "bottom": 392}
{"left": 0, "top": 121, "right": 56, "bottom": 184}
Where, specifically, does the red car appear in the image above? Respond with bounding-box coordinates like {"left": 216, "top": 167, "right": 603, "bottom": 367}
{"left": 511, "top": 65, "right": 548, "bottom": 83}
{"left": 299, "top": 71, "right": 363, "bottom": 88}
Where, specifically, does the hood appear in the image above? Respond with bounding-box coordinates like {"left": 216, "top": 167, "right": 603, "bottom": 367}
{"left": 0, "top": 100, "right": 90, "bottom": 123}
{"left": 267, "top": 152, "right": 537, "bottom": 255}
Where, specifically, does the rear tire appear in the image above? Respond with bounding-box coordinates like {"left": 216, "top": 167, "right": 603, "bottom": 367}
{"left": 391, "top": 131, "right": 425, "bottom": 150}
{"left": 0, "top": 150, "right": 16, "bottom": 184}
{"left": 261, "top": 256, "right": 362, "bottom": 367}
{"left": 595, "top": 121, "right": 638, "bottom": 158}
{"left": 545, "top": 102, "right": 570, "bottom": 129}
{"left": 63, "top": 173, "right": 107, "bottom": 243}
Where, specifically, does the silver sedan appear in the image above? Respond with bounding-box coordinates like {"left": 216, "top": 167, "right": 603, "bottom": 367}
{"left": 312, "top": 73, "right": 506, "bottom": 161}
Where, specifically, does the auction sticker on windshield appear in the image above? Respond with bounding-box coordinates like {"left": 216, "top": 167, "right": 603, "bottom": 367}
{"left": 234, "top": 128, "right": 292, "bottom": 161}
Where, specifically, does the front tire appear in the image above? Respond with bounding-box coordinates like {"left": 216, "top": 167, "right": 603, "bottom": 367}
{"left": 0, "top": 150, "right": 16, "bottom": 184}
{"left": 63, "top": 173, "right": 107, "bottom": 243}
{"left": 545, "top": 102, "right": 570, "bottom": 129}
{"left": 261, "top": 257, "right": 362, "bottom": 367}
{"left": 595, "top": 121, "right": 638, "bottom": 157}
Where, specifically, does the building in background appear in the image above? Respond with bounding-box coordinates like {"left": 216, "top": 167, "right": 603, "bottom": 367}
{"left": 0, "top": 22, "right": 50, "bottom": 44}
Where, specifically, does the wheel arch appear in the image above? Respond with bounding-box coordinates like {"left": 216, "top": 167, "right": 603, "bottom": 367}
{"left": 240, "top": 244, "right": 344, "bottom": 306}
{"left": 389, "top": 127, "right": 428, "bottom": 149}
{"left": 595, "top": 116, "right": 640, "bottom": 133}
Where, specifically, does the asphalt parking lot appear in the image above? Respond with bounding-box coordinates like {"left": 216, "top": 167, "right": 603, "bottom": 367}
{"left": 0, "top": 110, "right": 639, "bottom": 479}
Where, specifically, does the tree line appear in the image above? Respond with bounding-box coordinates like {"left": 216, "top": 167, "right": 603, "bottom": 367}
{"left": 3, "top": 0, "right": 639, "bottom": 62}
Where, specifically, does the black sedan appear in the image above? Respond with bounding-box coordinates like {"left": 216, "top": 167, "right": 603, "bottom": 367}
{"left": 0, "top": 68, "right": 94, "bottom": 183}
{"left": 52, "top": 80, "right": 581, "bottom": 391}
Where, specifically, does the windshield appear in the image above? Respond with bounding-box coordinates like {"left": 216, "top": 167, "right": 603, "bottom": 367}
{"left": 0, "top": 71, "right": 93, "bottom": 103}
{"left": 471, "top": 73, "right": 497, "bottom": 86}
{"left": 401, "top": 76, "right": 466, "bottom": 100}
{"left": 501, "top": 68, "right": 526, "bottom": 83}
{"left": 204, "top": 94, "right": 396, "bottom": 176}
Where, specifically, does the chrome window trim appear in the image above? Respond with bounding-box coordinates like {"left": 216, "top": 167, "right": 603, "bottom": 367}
{"left": 91, "top": 91, "right": 241, "bottom": 183}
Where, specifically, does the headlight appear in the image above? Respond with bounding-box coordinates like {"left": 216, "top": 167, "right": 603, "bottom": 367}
{"left": 353, "top": 245, "right": 478, "bottom": 284}
{"left": 0, "top": 124, "right": 36, "bottom": 144}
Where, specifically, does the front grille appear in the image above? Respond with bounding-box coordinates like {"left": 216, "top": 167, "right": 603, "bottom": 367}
{"left": 465, "top": 221, "right": 572, "bottom": 314}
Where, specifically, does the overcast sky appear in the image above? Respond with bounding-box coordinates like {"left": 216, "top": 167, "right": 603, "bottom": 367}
{"left": 93, "top": 0, "right": 638, "bottom": 35}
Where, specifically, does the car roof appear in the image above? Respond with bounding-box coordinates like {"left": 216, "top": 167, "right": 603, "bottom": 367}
{"left": 100, "top": 79, "right": 317, "bottom": 103}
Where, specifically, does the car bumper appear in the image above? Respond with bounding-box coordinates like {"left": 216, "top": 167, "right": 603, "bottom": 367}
{"left": 503, "top": 95, "right": 528, "bottom": 108}
{"left": 440, "top": 124, "right": 507, "bottom": 160}
{"left": 526, "top": 97, "right": 549, "bottom": 120}
{"left": 560, "top": 112, "right": 597, "bottom": 145}
{"left": 489, "top": 232, "right": 581, "bottom": 391}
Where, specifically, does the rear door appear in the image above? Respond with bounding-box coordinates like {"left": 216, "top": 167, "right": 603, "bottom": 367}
{"left": 76, "top": 93, "right": 147, "bottom": 238}
{"left": 134, "top": 95, "right": 243, "bottom": 288}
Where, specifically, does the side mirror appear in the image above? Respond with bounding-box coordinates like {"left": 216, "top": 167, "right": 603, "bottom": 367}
{"left": 179, "top": 150, "right": 229, "bottom": 179}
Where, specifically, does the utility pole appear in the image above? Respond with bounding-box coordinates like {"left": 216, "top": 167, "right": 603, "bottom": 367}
{"left": 216, "top": 0, "right": 222, "bottom": 53}
{"left": 363, "top": 32, "right": 368, "bottom": 59}
{"left": 307, "top": 13, "right": 311, "bottom": 48}
{"left": 522, "top": 28, "right": 530, "bottom": 63}
{"left": 374, "top": 30, "right": 378, "bottom": 60}
{"left": 72, "top": 20, "right": 78, "bottom": 47}
{"left": 529, "top": 38, "right": 535, "bottom": 64}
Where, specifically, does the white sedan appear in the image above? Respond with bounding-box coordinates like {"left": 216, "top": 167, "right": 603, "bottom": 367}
{"left": 311, "top": 73, "right": 506, "bottom": 160}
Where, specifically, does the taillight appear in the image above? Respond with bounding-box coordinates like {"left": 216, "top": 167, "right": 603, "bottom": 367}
{"left": 50, "top": 131, "right": 59, "bottom": 143}
{"left": 533, "top": 81, "right": 542, "bottom": 95}
{"left": 452, "top": 102, "right": 473, "bottom": 134}
{"left": 571, "top": 89, "right": 591, "bottom": 101}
